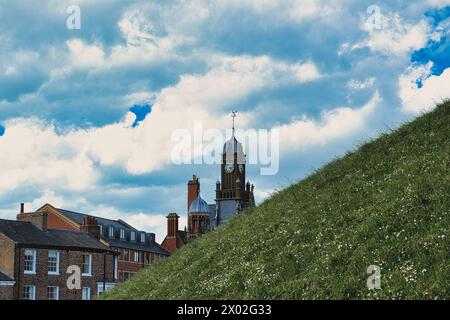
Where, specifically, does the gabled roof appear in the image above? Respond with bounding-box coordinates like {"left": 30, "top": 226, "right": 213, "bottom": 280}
{"left": 0, "top": 219, "right": 114, "bottom": 253}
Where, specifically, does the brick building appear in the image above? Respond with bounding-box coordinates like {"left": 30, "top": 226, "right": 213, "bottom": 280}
{"left": 23, "top": 203, "right": 170, "bottom": 282}
{"left": 0, "top": 214, "right": 117, "bottom": 300}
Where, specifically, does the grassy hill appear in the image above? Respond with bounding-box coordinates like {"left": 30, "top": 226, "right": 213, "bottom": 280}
{"left": 102, "top": 102, "right": 449, "bottom": 300}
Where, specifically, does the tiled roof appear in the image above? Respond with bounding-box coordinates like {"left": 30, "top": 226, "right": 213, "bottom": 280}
{"left": 0, "top": 219, "right": 113, "bottom": 253}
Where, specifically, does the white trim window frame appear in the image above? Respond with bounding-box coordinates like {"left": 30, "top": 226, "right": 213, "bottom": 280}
{"left": 130, "top": 231, "right": 136, "bottom": 241}
{"left": 47, "top": 286, "right": 59, "bottom": 300}
{"left": 140, "top": 233, "right": 146, "bottom": 243}
{"left": 23, "top": 285, "right": 36, "bottom": 300}
{"left": 24, "top": 249, "right": 36, "bottom": 274}
{"left": 134, "top": 251, "right": 140, "bottom": 263}
{"left": 96, "top": 282, "right": 116, "bottom": 296}
{"left": 48, "top": 251, "right": 60, "bottom": 275}
{"left": 120, "top": 229, "right": 125, "bottom": 240}
{"left": 82, "top": 254, "right": 92, "bottom": 276}
{"left": 82, "top": 287, "right": 91, "bottom": 300}
{"left": 109, "top": 226, "right": 114, "bottom": 238}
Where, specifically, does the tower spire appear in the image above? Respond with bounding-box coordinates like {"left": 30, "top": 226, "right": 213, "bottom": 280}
{"left": 231, "top": 110, "right": 237, "bottom": 137}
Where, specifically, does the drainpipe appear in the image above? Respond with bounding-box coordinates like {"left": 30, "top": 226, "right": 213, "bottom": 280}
{"left": 15, "top": 246, "right": 21, "bottom": 300}
{"left": 103, "top": 253, "right": 106, "bottom": 294}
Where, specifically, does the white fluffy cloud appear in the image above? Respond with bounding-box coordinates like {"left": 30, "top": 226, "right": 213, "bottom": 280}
{"left": 277, "top": 92, "right": 381, "bottom": 151}
{"left": 67, "top": 39, "right": 105, "bottom": 68}
{"left": 340, "top": 12, "right": 429, "bottom": 56}
{"left": 0, "top": 117, "right": 98, "bottom": 195}
{"left": 0, "top": 55, "right": 322, "bottom": 193}
{"left": 222, "top": 0, "right": 339, "bottom": 23}
{"left": 399, "top": 64, "right": 450, "bottom": 114}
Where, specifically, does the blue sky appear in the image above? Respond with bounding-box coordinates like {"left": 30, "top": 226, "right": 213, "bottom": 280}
{"left": 0, "top": 0, "right": 449, "bottom": 241}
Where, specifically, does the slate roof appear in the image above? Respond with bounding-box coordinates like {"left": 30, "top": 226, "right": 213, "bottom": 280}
{"left": 56, "top": 208, "right": 136, "bottom": 231}
{"left": 0, "top": 270, "right": 14, "bottom": 282}
{"left": 0, "top": 219, "right": 114, "bottom": 253}
{"left": 52, "top": 207, "right": 170, "bottom": 256}
{"left": 223, "top": 136, "right": 243, "bottom": 154}
{"left": 107, "top": 238, "right": 170, "bottom": 255}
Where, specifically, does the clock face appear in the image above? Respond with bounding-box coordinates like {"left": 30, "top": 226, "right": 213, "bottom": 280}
{"left": 238, "top": 164, "right": 244, "bottom": 173}
{"left": 225, "top": 164, "right": 234, "bottom": 173}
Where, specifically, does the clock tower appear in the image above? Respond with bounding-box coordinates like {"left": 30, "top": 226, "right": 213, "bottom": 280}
{"left": 215, "top": 111, "right": 255, "bottom": 226}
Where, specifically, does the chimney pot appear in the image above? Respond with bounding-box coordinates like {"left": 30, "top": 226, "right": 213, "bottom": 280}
{"left": 20, "top": 203, "right": 24, "bottom": 213}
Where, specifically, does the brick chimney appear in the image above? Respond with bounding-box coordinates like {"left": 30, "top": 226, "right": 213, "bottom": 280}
{"left": 80, "top": 216, "right": 101, "bottom": 240}
{"left": 187, "top": 175, "right": 200, "bottom": 211}
{"left": 17, "top": 210, "right": 48, "bottom": 231}
{"left": 166, "top": 213, "right": 179, "bottom": 239}
{"left": 20, "top": 203, "right": 24, "bottom": 214}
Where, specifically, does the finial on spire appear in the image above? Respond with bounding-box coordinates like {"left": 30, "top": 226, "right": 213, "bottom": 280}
{"left": 231, "top": 110, "right": 237, "bottom": 137}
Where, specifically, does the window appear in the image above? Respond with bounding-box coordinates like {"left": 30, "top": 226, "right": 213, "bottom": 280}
{"left": 109, "top": 226, "right": 114, "bottom": 238}
{"left": 82, "top": 287, "right": 91, "bottom": 300}
{"left": 130, "top": 231, "right": 136, "bottom": 241}
{"left": 140, "top": 233, "right": 146, "bottom": 243}
{"left": 82, "top": 254, "right": 92, "bottom": 276}
{"left": 47, "top": 286, "right": 59, "bottom": 300}
{"left": 120, "top": 229, "right": 125, "bottom": 240}
{"left": 99, "top": 224, "right": 103, "bottom": 235}
{"left": 23, "top": 285, "right": 36, "bottom": 300}
{"left": 123, "top": 249, "right": 129, "bottom": 261}
{"left": 48, "top": 251, "right": 59, "bottom": 275}
{"left": 134, "top": 251, "right": 140, "bottom": 263}
{"left": 24, "top": 249, "right": 36, "bottom": 274}
{"left": 145, "top": 253, "right": 150, "bottom": 265}
{"left": 97, "top": 283, "right": 116, "bottom": 296}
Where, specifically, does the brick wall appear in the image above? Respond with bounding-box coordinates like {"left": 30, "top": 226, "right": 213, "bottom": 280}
{"left": 115, "top": 249, "right": 166, "bottom": 282}
{"left": 44, "top": 208, "right": 79, "bottom": 231}
{"left": 0, "top": 286, "right": 14, "bottom": 300}
{"left": 161, "top": 236, "right": 185, "bottom": 253}
{"left": 0, "top": 234, "right": 15, "bottom": 278}
{"left": 14, "top": 247, "right": 116, "bottom": 300}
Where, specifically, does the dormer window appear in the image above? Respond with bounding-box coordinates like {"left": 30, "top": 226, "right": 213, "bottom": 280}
{"left": 140, "top": 233, "right": 146, "bottom": 243}
{"left": 130, "top": 231, "right": 136, "bottom": 241}
{"left": 120, "top": 229, "right": 125, "bottom": 240}
{"left": 109, "top": 226, "right": 114, "bottom": 238}
{"left": 99, "top": 224, "right": 103, "bottom": 235}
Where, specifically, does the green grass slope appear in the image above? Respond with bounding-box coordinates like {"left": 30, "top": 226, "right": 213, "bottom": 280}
{"left": 103, "top": 102, "right": 449, "bottom": 300}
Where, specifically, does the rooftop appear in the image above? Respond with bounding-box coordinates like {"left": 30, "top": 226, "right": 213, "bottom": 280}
{"left": 0, "top": 219, "right": 114, "bottom": 253}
